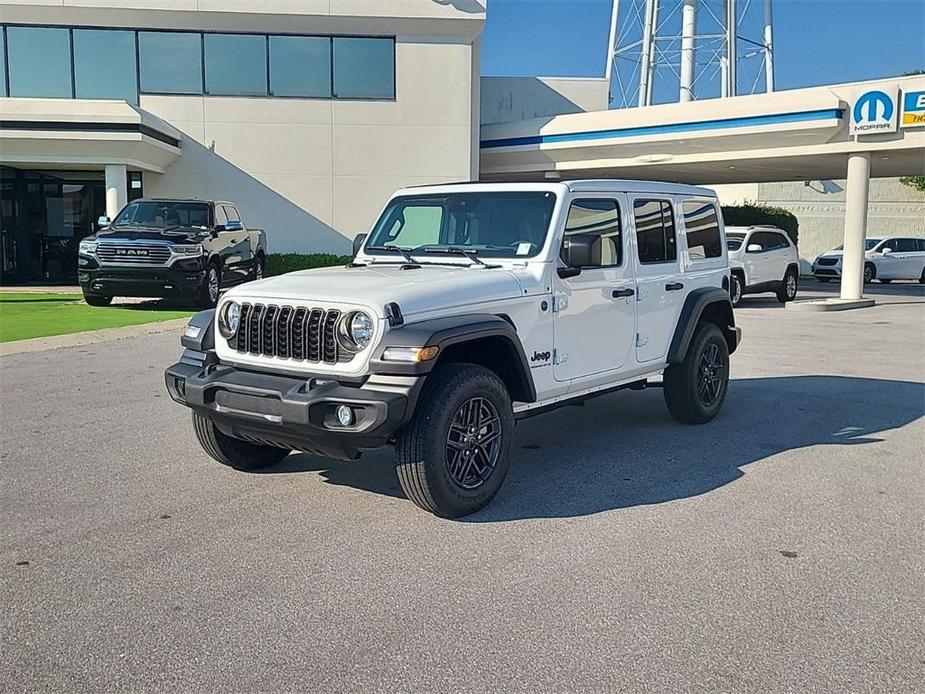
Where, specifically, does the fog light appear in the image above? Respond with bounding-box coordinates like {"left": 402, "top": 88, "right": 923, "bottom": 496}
{"left": 335, "top": 404, "right": 354, "bottom": 427}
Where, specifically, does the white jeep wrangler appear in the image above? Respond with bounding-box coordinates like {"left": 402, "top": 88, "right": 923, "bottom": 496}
{"left": 166, "top": 181, "right": 741, "bottom": 517}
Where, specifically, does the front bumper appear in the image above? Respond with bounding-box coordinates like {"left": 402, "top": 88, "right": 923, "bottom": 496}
{"left": 811, "top": 260, "right": 842, "bottom": 278}
{"left": 165, "top": 350, "right": 423, "bottom": 460}
{"left": 78, "top": 256, "right": 206, "bottom": 297}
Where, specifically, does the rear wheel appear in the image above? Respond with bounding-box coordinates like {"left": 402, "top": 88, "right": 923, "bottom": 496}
{"left": 776, "top": 268, "right": 798, "bottom": 302}
{"left": 663, "top": 323, "right": 730, "bottom": 424}
{"left": 919, "top": 267, "right": 924, "bottom": 285}
{"left": 396, "top": 364, "right": 513, "bottom": 518}
{"left": 83, "top": 294, "right": 112, "bottom": 307}
{"left": 192, "top": 412, "right": 290, "bottom": 470}
{"left": 730, "top": 273, "right": 743, "bottom": 307}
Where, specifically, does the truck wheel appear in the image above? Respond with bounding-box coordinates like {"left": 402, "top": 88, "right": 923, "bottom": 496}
{"left": 192, "top": 412, "right": 290, "bottom": 470}
{"left": 252, "top": 255, "right": 265, "bottom": 280}
{"left": 396, "top": 364, "right": 514, "bottom": 518}
{"left": 776, "top": 268, "right": 798, "bottom": 302}
{"left": 197, "top": 262, "right": 221, "bottom": 308}
{"left": 663, "top": 322, "right": 730, "bottom": 425}
{"left": 83, "top": 294, "right": 112, "bottom": 307}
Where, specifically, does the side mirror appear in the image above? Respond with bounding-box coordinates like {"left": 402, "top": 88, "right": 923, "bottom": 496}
{"left": 881, "top": 247, "right": 892, "bottom": 255}
{"left": 746, "top": 243, "right": 763, "bottom": 253}
{"left": 353, "top": 233, "right": 368, "bottom": 257}
{"left": 558, "top": 233, "right": 598, "bottom": 278}
{"left": 97, "top": 215, "right": 111, "bottom": 229}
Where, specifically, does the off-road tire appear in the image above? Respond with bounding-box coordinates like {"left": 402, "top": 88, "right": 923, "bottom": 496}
{"left": 776, "top": 268, "right": 798, "bottom": 302}
{"left": 197, "top": 261, "right": 221, "bottom": 308}
{"left": 252, "top": 254, "right": 265, "bottom": 281}
{"left": 396, "top": 364, "right": 514, "bottom": 518}
{"left": 863, "top": 263, "right": 875, "bottom": 284}
{"left": 663, "top": 322, "right": 730, "bottom": 425}
{"left": 730, "top": 273, "right": 743, "bottom": 307}
{"left": 192, "top": 412, "right": 290, "bottom": 470}
{"left": 83, "top": 294, "right": 112, "bottom": 307}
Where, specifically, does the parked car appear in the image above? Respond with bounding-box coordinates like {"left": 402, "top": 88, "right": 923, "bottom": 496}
{"left": 812, "top": 237, "right": 925, "bottom": 284}
{"left": 166, "top": 180, "right": 741, "bottom": 518}
{"left": 725, "top": 225, "right": 800, "bottom": 306}
{"left": 77, "top": 199, "right": 267, "bottom": 307}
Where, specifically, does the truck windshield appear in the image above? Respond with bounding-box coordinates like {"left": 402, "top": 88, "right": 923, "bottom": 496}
{"left": 113, "top": 201, "right": 211, "bottom": 229}
{"left": 365, "top": 191, "right": 557, "bottom": 259}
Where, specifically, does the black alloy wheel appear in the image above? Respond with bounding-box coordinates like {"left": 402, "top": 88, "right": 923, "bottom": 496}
{"left": 445, "top": 397, "right": 503, "bottom": 490}
{"left": 697, "top": 342, "right": 725, "bottom": 407}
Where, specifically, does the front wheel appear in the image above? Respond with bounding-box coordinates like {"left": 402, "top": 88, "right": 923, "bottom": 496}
{"left": 730, "top": 273, "right": 743, "bottom": 307}
{"left": 776, "top": 268, "right": 798, "bottom": 302}
{"left": 83, "top": 294, "right": 112, "bottom": 307}
{"left": 863, "top": 263, "right": 875, "bottom": 284}
{"left": 192, "top": 412, "right": 290, "bottom": 470}
{"left": 252, "top": 255, "right": 265, "bottom": 281}
{"left": 663, "top": 323, "right": 730, "bottom": 424}
{"left": 197, "top": 263, "right": 221, "bottom": 308}
{"left": 396, "top": 364, "right": 514, "bottom": 518}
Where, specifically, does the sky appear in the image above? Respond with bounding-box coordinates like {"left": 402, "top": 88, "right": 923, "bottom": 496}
{"left": 481, "top": 0, "right": 925, "bottom": 104}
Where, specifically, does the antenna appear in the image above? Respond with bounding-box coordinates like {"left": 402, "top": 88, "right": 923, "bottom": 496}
{"left": 604, "top": 0, "right": 775, "bottom": 108}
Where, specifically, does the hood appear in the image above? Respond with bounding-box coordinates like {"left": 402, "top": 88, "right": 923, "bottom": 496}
{"left": 94, "top": 227, "right": 209, "bottom": 244}
{"left": 818, "top": 250, "right": 844, "bottom": 259}
{"left": 225, "top": 263, "right": 525, "bottom": 318}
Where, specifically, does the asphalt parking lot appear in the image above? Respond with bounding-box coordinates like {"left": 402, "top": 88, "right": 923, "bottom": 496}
{"left": 1, "top": 281, "right": 923, "bottom": 693}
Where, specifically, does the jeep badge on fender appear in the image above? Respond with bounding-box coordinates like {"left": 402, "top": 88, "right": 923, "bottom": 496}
{"left": 166, "top": 180, "right": 741, "bottom": 518}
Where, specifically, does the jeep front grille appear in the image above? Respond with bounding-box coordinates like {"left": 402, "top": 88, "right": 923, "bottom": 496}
{"left": 96, "top": 244, "right": 172, "bottom": 265}
{"left": 232, "top": 303, "right": 352, "bottom": 364}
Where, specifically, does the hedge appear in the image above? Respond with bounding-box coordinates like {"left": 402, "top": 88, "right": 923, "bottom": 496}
{"left": 266, "top": 253, "right": 352, "bottom": 276}
{"left": 721, "top": 203, "right": 799, "bottom": 247}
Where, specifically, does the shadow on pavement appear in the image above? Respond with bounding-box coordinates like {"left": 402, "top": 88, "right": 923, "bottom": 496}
{"left": 255, "top": 375, "right": 924, "bottom": 522}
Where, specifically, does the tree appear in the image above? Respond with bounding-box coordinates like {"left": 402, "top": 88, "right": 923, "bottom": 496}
{"left": 899, "top": 176, "right": 925, "bottom": 193}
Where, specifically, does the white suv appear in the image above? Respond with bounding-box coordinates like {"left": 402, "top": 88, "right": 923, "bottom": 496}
{"left": 725, "top": 226, "right": 800, "bottom": 306}
{"left": 166, "top": 181, "right": 741, "bottom": 518}
{"left": 812, "top": 237, "right": 925, "bottom": 284}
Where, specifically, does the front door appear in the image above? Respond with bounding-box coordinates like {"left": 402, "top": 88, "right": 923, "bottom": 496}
{"left": 553, "top": 197, "right": 636, "bottom": 382}
{"left": 631, "top": 197, "right": 685, "bottom": 363}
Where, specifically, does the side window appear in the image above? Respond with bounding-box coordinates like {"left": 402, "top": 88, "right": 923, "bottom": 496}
{"left": 634, "top": 200, "right": 677, "bottom": 264}
{"left": 881, "top": 238, "right": 898, "bottom": 252}
{"left": 223, "top": 205, "right": 241, "bottom": 224}
{"left": 918, "top": 239, "right": 925, "bottom": 252}
{"left": 895, "top": 238, "right": 917, "bottom": 252}
{"left": 563, "top": 199, "right": 622, "bottom": 267}
{"left": 681, "top": 201, "right": 722, "bottom": 260}
{"left": 747, "top": 232, "right": 769, "bottom": 252}
{"left": 214, "top": 205, "right": 228, "bottom": 227}
{"left": 768, "top": 233, "right": 788, "bottom": 250}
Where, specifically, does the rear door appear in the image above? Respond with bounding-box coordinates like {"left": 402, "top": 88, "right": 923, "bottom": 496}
{"left": 631, "top": 197, "right": 684, "bottom": 363}
{"left": 553, "top": 196, "right": 636, "bottom": 382}
{"left": 892, "top": 238, "right": 920, "bottom": 278}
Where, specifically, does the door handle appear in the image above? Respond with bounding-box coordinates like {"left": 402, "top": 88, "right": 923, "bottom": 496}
{"left": 665, "top": 282, "right": 684, "bottom": 291}
{"left": 612, "top": 288, "right": 635, "bottom": 298}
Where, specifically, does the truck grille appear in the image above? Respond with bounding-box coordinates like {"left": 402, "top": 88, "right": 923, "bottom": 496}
{"left": 96, "top": 244, "right": 172, "bottom": 265}
{"left": 232, "top": 303, "right": 352, "bottom": 364}
{"left": 816, "top": 257, "right": 838, "bottom": 266}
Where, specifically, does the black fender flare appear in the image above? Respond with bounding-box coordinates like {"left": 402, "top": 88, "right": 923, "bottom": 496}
{"left": 667, "top": 288, "right": 739, "bottom": 363}
{"left": 369, "top": 313, "right": 537, "bottom": 402}
{"left": 181, "top": 309, "right": 216, "bottom": 351}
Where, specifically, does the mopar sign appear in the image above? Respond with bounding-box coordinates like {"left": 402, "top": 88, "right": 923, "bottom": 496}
{"left": 849, "top": 85, "right": 899, "bottom": 135}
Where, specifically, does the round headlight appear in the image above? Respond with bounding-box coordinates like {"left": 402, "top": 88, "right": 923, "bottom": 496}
{"left": 340, "top": 311, "right": 374, "bottom": 350}
{"left": 218, "top": 301, "right": 241, "bottom": 338}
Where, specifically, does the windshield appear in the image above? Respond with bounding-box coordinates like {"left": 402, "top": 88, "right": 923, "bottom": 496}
{"left": 726, "top": 233, "right": 745, "bottom": 251}
{"left": 113, "top": 201, "right": 211, "bottom": 229}
{"left": 365, "top": 192, "right": 557, "bottom": 259}
{"left": 833, "top": 239, "right": 881, "bottom": 251}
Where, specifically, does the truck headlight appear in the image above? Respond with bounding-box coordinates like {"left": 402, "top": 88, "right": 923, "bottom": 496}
{"left": 78, "top": 240, "right": 97, "bottom": 255}
{"left": 173, "top": 244, "right": 203, "bottom": 256}
{"left": 218, "top": 301, "right": 241, "bottom": 338}
{"left": 338, "top": 311, "right": 374, "bottom": 351}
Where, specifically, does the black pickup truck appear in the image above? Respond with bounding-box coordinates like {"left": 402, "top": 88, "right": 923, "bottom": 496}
{"left": 77, "top": 198, "right": 268, "bottom": 307}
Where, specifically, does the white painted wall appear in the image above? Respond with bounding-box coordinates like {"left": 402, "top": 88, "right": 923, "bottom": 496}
{"left": 480, "top": 77, "right": 610, "bottom": 125}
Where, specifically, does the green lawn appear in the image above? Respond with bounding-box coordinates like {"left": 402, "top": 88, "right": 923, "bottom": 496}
{"left": 0, "top": 293, "right": 193, "bottom": 342}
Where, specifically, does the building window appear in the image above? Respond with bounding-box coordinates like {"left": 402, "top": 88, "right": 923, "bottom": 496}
{"left": 0, "top": 30, "right": 7, "bottom": 96}
{"left": 681, "top": 200, "right": 722, "bottom": 260}
{"left": 6, "top": 26, "right": 72, "bottom": 98}
{"left": 634, "top": 199, "right": 677, "bottom": 264}
{"left": 204, "top": 33, "right": 267, "bottom": 96}
{"left": 73, "top": 29, "right": 137, "bottom": 104}
{"left": 138, "top": 31, "right": 202, "bottom": 94}
{"left": 333, "top": 37, "right": 395, "bottom": 99}
{"left": 269, "top": 35, "right": 331, "bottom": 98}
{"left": 128, "top": 171, "right": 143, "bottom": 202}
{"left": 563, "top": 199, "right": 622, "bottom": 267}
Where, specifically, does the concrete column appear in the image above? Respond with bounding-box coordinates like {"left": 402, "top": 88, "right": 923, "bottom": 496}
{"left": 104, "top": 164, "right": 128, "bottom": 219}
{"left": 840, "top": 152, "right": 871, "bottom": 300}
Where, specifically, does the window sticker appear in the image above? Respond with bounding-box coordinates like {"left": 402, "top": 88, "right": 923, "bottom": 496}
{"left": 516, "top": 242, "right": 533, "bottom": 256}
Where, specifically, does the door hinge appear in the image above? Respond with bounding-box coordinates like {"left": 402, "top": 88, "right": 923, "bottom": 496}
{"left": 553, "top": 349, "right": 568, "bottom": 365}
{"left": 551, "top": 295, "right": 569, "bottom": 313}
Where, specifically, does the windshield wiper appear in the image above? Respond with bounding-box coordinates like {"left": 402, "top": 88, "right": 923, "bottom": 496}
{"left": 421, "top": 246, "right": 492, "bottom": 268}
{"left": 366, "top": 244, "right": 420, "bottom": 265}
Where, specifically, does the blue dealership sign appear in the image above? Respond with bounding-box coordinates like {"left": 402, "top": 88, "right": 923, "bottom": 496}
{"left": 850, "top": 84, "right": 899, "bottom": 135}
